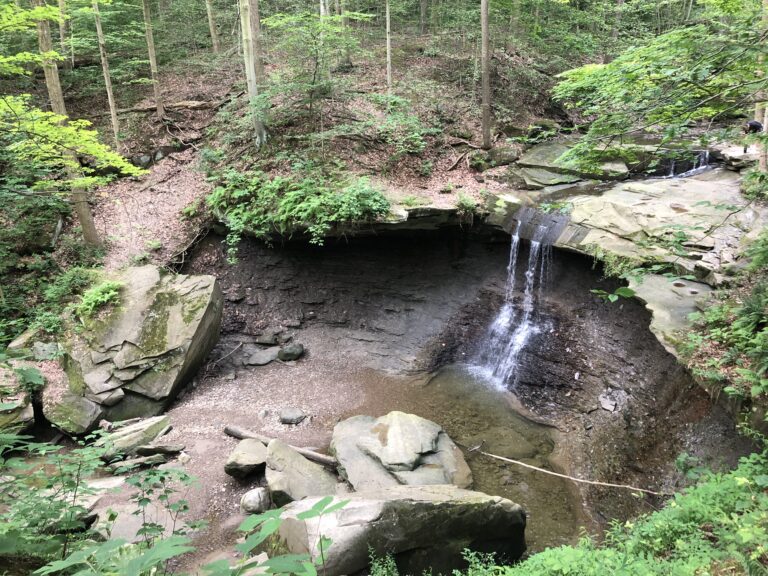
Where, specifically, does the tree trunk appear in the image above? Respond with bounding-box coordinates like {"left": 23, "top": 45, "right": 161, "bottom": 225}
{"left": 239, "top": 0, "right": 267, "bottom": 145}
{"left": 481, "top": 0, "right": 491, "bottom": 149}
{"left": 341, "top": 0, "right": 352, "bottom": 67}
{"left": 420, "top": 0, "right": 428, "bottom": 34}
{"left": 57, "top": 0, "right": 71, "bottom": 70}
{"left": 93, "top": 0, "right": 121, "bottom": 151}
{"left": 141, "top": 0, "right": 164, "bottom": 117}
{"left": 604, "top": 0, "right": 624, "bottom": 63}
{"left": 204, "top": 0, "right": 221, "bottom": 53}
{"left": 386, "top": 0, "right": 392, "bottom": 96}
{"left": 760, "top": 0, "right": 768, "bottom": 172}
{"left": 32, "top": 0, "right": 102, "bottom": 248}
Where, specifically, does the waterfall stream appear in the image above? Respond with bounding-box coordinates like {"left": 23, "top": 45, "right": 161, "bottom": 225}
{"left": 472, "top": 208, "right": 566, "bottom": 390}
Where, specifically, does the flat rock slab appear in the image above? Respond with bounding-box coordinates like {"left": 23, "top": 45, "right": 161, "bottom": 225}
{"left": 331, "top": 411, "right": 472, "bottom": 491}
{"left": 96, "top": 415, "right": 170, "bottom": 459}
{"left": 629, "top": 274, "right": 713, "bottom": 356}
{"left": 278, "top": 485, "right": 526, "bottom": 576}
{"left": 266, "top": 439, "right": 337, "bottom": 506}
{"left": 554, "top": 169, "right": 768, "bottom": 283}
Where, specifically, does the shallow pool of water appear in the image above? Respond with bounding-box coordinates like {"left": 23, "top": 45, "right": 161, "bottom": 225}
{"left": 347, "top": 363, "right": 585, "bottom": 552}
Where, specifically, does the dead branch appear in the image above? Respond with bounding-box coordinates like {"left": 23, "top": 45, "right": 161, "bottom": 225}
{"left": 448, "top": 151, "right": 469, "bottom": 171}
{"left": 224, "top": 425, "right": 338, "bottom": 468}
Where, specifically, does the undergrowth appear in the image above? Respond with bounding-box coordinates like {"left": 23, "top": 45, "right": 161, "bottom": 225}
{"left": 682, "top": 229, "right": 768, "bottom": 406}
{"left": 206, "top": 168, "right": 390, "bottom": 259}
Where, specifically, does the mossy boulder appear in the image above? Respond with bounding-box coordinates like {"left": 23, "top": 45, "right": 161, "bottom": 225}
{"left": 50, "top": 266, "right": 223, "bottom": 433}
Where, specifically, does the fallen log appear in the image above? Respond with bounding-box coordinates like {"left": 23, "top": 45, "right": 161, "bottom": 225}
{"left": 224, "top": 425, "right": 338, "bottom": 469}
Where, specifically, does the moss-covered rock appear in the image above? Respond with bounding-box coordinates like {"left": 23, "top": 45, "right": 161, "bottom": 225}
{"left": 50, "top": 265, "right": 223, "bottom": 433}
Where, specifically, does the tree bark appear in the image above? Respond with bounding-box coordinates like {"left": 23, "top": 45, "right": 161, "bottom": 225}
{"left": 204, "top": 0, "right": 221, "bottom": 53}
{"left": 93, "top": 0, "right": 120, "bottom": 151}
{"left": 57, "top": 0, "right": 71, "bottom": 70}
{"left": 419, "top": 0, "right": 428, "bottom": 34}
{"left": 141, "top": 0, "right": 164, "bottom": 117}
{"left": 760, "top": 0, "right": 768, "bottom": 172}
{"left": 341, "top": 0, "right": 352, "bottom": 67}
{"left": 32, "top": 0, "right": 102, "bottom": 248}
{"left": 481, "top": 0, "right": 491, "bottom": 149}
{"left": 239, "top": 0, "right": 267, "bottom": 145}
{"left": 386, "top": 0, "right": 392, "bottom": 96}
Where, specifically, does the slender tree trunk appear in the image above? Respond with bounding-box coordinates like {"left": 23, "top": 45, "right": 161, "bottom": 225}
{"left": 93, "top": 0, "right": 120, "bottom": 150}
{"left": 239, "top": 0, "right": 267, "bottom": 144}
{"left": 386, "top": 0, "right": 392, "bottom": 96}
{"left": 251, "top": 0, "right": 264, "bottom": 83}
{"left": 481, "top": 0, "right": 491, "bottom": 149}
{"left": 32, "top": 0, "right": 101, "bottom": 247}
{"left": 761, "top": 0, "right": 768, "bottom": 172}
{"left": 204, "top": 0, "right": 221, "bottom": 53}
{"left": 57, "top": 0, "right": 71, "bottom": 70}
{"left": 419, "top": 0, "right": 428, "bottom": 34}
{"left": 340, "top": 0, "right": 352, "bottom": 67}
{"left": 141, "top": 0, "right": 164, "bottom": 117}
{"left": 604, "top": 0, "right": 624, "bottom": 63}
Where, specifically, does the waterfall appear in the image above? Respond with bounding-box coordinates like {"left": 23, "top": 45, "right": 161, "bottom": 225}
{"left": 663, "top": 149, "right": 711, "bottom": 179}
{"left": 472, "top": 208, "right": 564, "bottom": 390}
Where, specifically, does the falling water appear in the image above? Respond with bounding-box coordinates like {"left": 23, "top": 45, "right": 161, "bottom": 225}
{"left": 663, "top": 150, "right": 711, "bottom": 179}
{"left": 472, "top": 208, "right": 565, "bottom": 390}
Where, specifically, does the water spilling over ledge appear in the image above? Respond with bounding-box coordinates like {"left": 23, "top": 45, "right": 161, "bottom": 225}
{"left": 473, "top": 207, "right": 569, "bottom": 389}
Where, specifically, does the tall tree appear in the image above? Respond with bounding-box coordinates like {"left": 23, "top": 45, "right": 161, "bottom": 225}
{"left": 239, "top": 0, "right": 267, "bottom": 144}
{"left": 419, "top": 0, "right": 428, "bottom": 34}
{"left": 92, "top": 0, "right": 120, "bottom": 150}
{"left": 204, "top": 0, "right": 221, "bottom": 53}
{"left": 386, "top": 0, "right": 392, "bottom": 96}
{"left": 57, "top": 0, "right": 70, "bottom": 69}
{"left": 141, "top": 0, "right": 164, "bottom": 117}
{"left": 31, "top": 0, "right": 102, "bottom": 247}
{"left": 480, "top": 0, "right": 491, "bottom": 149}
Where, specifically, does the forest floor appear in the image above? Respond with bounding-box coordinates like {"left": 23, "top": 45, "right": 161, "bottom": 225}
{"left": 87, "top": 35, "right": 554, "bottom": 269}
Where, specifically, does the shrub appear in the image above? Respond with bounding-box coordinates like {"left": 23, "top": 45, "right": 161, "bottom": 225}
{"left": 75, "top": 280, "right": 124, "bottom": 318}
{"left": 207, "top": 169, "right": 390, "bottom": 259}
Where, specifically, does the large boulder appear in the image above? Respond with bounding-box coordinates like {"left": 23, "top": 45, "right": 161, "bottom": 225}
{"left": 278, "top": 485, "right": 526, "bottom": 576}
{"left": 331, "top": 411, "right": 472, "bottom": 491}
{"left": 265, "top": 439, "right": 337, "bottom": 506}
{"left": 50, "top": 266, "right": 222, "bottom": 433}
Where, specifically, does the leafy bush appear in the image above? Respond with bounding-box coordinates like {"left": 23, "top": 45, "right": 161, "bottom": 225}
{"left": 457, "top": 452, "right": 768, "bottom": 576}
{"left": 75, "top": 280, "right": 124, "bottom": 318}
{"left": 742, "top": 166, "right": 768, "bottom": 201}
{"left": 207, "top": 169, "right": 390, "bottom": 258}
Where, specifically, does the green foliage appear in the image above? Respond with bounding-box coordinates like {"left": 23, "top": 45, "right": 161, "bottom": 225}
{"left": 553, "top": 3, "right": 764, "bottom": 165}
{"left": 590, "top": 286, "right": 636, "bottom": 303}
{"left": 685, "top": 279, "right": 768, "bottom": 403}
{"left": 538, "top": 201, "right": 572, "bottom": 215}
{"left": 207, "top": 169, "right": 390, "bottom": 258}
{"left": 455, "top": 193, "right": 477, "bottom": 221}
{"left": 742, "top": 166, "right": 768, "bottom": 201}
{"left": 0, "top": 432, "right": 109, "bottom": 564}
{"left": 458, "top": 452, "right": 768, "bottom": 576}
{"left": 75, "top": 280, "right": 123, "bottom": 318}
{"left": 400, "top": 195, "right": 426, "bottom": 208}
